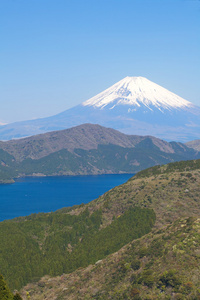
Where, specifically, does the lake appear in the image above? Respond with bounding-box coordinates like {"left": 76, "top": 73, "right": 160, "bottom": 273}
{"left": 0, "top": 174, "right": 134, "bottom": 221}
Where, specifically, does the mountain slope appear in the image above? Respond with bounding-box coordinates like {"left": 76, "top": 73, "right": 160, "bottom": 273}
{"left": 0, "top": 124, "right": 200, "bottom": 182}
{"left": 0, "top": 124, "right": 149, "bottom": 161}
{"left": 21, "top": 217, "right": 200, "bottom": 300}
{"left": 83, "top": 76, "right": 192, "bottom": 111}
{"left": 0, "top": 77, "right": 200, "bottom": 141}
{"left": 0, "top": 158, "right": 199, "bottom": 298}
{"left": 0, "top": 123, "right": 192, "bottom": 161}
{"left": 185, "top": 139, "right": 200, "bottom": 151}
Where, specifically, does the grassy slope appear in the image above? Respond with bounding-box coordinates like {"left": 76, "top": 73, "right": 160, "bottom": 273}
{"left": 18, "top": 159, "right": 200, "bottom": 299}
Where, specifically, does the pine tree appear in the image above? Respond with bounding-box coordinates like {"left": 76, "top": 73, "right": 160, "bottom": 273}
{"left": 13, "top": 293, "right": 23, "bottom": 300}
{"left": 0, "top": 274, "right": 13, "bottom": 300}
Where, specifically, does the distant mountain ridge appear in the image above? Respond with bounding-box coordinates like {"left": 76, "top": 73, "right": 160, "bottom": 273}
{"left": 0, "top": 123, "right": 179, "bottom": 161}
{"left": 0, "top": 77, "right": 200, "bottom": 141}
{"left": 185, "top": 139, "right": 200, "bottom": 151}
{"left": 0, "top": 124, "right": 200, "bottom": 183}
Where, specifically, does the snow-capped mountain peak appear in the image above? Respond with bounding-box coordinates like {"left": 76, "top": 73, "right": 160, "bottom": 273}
{"left": 82, "top": 76, "right": 192, "bottom": 112}
{"left": 0, "top": 76, "right": 199, "bottom": 142}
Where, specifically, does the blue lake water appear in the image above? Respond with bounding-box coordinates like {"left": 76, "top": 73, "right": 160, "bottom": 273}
{"left": 0, "top": 174, "right": 134, "bottom": 221}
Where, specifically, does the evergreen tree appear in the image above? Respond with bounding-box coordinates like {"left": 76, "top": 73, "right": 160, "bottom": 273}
{"left": 13, "top": 293, "right": 23, "bottom": 300}
{"left": 0, "top": 274, "right": 13, "bottom": 300}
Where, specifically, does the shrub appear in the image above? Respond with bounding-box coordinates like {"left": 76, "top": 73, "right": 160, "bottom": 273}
{"left": 138, "top": 270, "right": 155, "bottom": 288}
{"left": 131, "top": 260, "right": 141, "bottom": 270}
{"left": 130, "top": 274, "right": 137, "bottom": 284}
{"left": 181, "top": 281, "right": 193, "bottom": 294}
{"left": 13, "top": 293, "right": 23, "bottom": 300}
{"left": 130, "top": 288, "right": 141, "bottom": 299}
{"left": 138, "top": 247, "right": 148, "bottom": 258}
{"left": 158, "top": 270, "right": 182, "bottom": 290}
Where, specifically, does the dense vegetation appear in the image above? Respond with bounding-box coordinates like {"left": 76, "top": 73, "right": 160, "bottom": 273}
{"left": 1, "top": 158, "right": 200, "bottom": 299}
{"left": 26, "top": 217, "right": 200, "bottom": 299}
{"left": 0, "top": 206, "right": 155, "bottom": 290}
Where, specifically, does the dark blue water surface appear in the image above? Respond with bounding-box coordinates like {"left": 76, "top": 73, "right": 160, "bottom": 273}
{"left": 0, "top": 174, "right": 134, "bottom": 221}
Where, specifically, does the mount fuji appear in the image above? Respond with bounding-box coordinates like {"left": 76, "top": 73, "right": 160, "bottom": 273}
{"left": 1, "top": 76, "right": 200, "bottom": 141}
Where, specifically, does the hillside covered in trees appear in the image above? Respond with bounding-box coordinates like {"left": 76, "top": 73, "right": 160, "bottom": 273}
{"left": 0, "top": 159, "right": 200, "bottom": 299}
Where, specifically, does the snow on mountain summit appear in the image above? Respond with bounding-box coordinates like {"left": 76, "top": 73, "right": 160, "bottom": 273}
{"left": 0, "top": 76, "right": 199, "bottom": 142}
{"left": 82, "top": 76, "right": 192, "bottom": 112}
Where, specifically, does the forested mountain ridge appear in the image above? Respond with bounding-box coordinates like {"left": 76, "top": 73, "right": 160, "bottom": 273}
{"left": 0, "top": 159, "right": 200, "bottom": 299}
{"left": 0, "top": 124, "right": 200, "bottom": 183}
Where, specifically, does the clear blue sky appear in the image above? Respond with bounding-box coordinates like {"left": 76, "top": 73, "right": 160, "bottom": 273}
{"left": 0, "top": 0, "right": 200, "bottom": 123}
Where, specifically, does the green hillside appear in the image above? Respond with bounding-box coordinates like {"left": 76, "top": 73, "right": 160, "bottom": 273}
{"left": 21, "top": 216, "right": 200, "bottom": 300}
{"left": 0, "top": 158, "right": 199, "bottom": 300}
{"left": 0, "top": 207, "right": 155, "bottom": 290}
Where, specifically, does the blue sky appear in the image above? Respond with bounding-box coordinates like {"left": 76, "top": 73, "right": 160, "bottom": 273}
{"left": 0, "top": 0, "right": 200, "bottom": 123}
